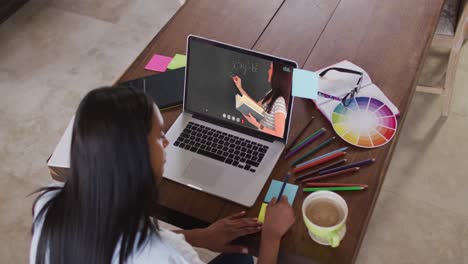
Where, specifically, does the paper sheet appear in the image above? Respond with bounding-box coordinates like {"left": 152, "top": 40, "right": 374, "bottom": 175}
{"left": 313, "top": 60, "right": 400, "bottom": 123}
{"left": 47, "top": 117, "right": 74, "bottom": 168}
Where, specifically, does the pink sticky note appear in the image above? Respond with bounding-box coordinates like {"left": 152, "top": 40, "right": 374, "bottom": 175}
{"left": 144, "top": 54, "right": 173, "bottom": 72}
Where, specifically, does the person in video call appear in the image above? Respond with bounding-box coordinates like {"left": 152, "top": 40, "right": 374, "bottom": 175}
{"left": 30, "top": 87, "right": 295, "bottom": 264}
{"left": 231, "top": 62, "right": 292, "bottom": 138}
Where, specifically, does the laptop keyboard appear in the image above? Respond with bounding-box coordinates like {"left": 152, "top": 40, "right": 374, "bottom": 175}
{"left": 173, "top": 122, "right": 268, "bottom": 173}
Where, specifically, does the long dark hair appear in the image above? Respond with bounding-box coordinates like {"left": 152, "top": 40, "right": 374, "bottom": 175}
{"left": 263, "top": 62, "right": 292, "bottom": 113}
{"left": 32, "top": 87, "right": 160, "bottom": 264}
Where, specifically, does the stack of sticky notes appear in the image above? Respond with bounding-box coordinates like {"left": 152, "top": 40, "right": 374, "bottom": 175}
{"left": 144, "top": 53, "right": 187, "bottom": 72}
{"left": 258, "top": 180, "right": 299, "bottom": 223}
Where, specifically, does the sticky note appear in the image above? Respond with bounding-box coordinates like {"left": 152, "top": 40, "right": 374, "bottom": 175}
{"left": 292, "top": 68, "right": 319, "bottom": 100}
{"left": 264, "top": 180, "right": 299, "bottom": 205}
{"left": 144, "top": 54, "right": 173, "bottom": 72}
{"left": 258, "top": 203, "right": 268, "bottom": 223}
{"left": 167, "top": 54, "right": 187, "bottom": 70}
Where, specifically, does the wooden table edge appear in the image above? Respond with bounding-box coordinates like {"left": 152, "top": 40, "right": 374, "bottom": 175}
{"left": 349, "top": 5, "right": 444, "bottom": 262}
{"left": 112, "top": 2, "right": 188, "bottom": 86}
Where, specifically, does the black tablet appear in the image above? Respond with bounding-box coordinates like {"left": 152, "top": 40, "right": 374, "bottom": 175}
{"left": 119, "top": 67, "right": 185, "bottom": 111}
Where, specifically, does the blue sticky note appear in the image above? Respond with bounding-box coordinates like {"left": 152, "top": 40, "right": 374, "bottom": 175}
{"left": 264, "top": 180, "right": 299, "bottom": 205}
{"left": 292, "top": 68, "right": 319, "bottom": 99}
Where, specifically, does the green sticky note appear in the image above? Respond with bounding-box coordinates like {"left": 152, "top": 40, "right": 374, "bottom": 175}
{"left": 167, "top": 54, "right": 187, "bottom": 70}
{"left": 258, "top": 202, "right": 268, "bottom": 223}
{"left": 264, "top": 180, "right": 298, "bottom": 205}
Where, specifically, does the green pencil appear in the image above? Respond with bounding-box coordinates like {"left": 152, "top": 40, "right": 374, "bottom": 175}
{"left": 292, "top": 137, "right": 336, "bottom": 166}
{"left": 303, "top": 186, "right": 365, "bottom": 192}
{"left": 290, "top": 128, "right": 325, "bottom": 152}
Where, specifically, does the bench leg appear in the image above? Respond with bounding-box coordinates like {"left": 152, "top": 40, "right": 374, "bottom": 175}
{"left": 442, "top": 49, "right": 459, "bottom": 116}
{"left": 441, "top": 13, "right": 468, "bottom": 116}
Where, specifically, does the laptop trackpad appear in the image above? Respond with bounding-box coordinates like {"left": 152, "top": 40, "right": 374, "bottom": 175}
{"left": 182, "top": 158, "right": 221, "bottom": 187}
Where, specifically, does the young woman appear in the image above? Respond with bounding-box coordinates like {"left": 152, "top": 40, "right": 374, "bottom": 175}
{"left": 30, "top": 87, "right": 295, "bottom": 264}
{"left": 231, "top": 62, "right": 292, "bottom": 138}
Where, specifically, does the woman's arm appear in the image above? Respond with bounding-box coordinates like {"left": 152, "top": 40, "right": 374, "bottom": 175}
{"left": 232, "top": 76, "right": 263, "bottom": 107}
{"left": 173, "top": 211, "right": 261, "bottom": 253}
{"left": 258, "top": 233, "right": 281, "bottom": 264}
{"left": 243, "top": 112, "right": 286, "bottom": 137}
{"left": 262, "top": 112, "right": 286, "bottom": 137}
{"left": 257, "top": 196, "right": 295, "bottom": 264}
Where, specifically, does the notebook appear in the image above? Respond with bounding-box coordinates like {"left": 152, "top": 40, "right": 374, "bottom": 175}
{"left": 313, "top": 60, "right": 399, "bottom": 123}
{"left": 119, "top": 67, "right": 185, "bottom": 110}
{"left": 235, "top": 94, "right": 265, "bottom": 121}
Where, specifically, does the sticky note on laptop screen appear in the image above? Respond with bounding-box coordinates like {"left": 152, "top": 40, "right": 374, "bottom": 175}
{"left": 264, "top": 180, "right": 298, "bottom": 205}
{"left": 292, "top": 68, "right": 319, "bottom": 100}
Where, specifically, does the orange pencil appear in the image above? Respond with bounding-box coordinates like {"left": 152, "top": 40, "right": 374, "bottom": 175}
{"left": 304, "top": 182, "right": 368, "bottom": 188}
{"left": 292, "top": 152, "right": 346, "bottom": 174}
{"left": 301, "top": 167, "right": 360, "bottom": 183}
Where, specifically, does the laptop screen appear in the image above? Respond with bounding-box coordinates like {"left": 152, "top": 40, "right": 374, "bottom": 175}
{"left": 185, "top": 36, "right": 296, "bottom": 141}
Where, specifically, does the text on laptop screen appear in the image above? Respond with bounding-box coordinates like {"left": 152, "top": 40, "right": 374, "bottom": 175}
{"left": 186, "top": 38, "right": 294, "bottom": 139}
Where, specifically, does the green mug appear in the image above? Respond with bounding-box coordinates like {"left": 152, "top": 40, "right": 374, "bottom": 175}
{"left": 302, "top": 191, "right": 348, "bottom": 247}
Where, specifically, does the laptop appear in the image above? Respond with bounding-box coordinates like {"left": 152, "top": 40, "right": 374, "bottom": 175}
{"left": 164, "top": 35, "right": 297, "bottom": 206}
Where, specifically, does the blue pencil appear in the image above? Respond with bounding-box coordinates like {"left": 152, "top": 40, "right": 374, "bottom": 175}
{"left": 276, "top": 173, "right": 290, "bottom": 204}
{"left": 295, "top": 147, "right": 349, "bottom": 168}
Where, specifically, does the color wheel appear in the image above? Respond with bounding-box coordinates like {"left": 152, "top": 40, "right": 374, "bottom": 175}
{"left": 332, "top": 97, "right": 397, "bottom": 148}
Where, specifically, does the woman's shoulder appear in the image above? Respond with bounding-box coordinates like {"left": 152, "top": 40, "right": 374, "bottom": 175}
{"left": 274, "top": 96, "right": 286, "bottom": 104}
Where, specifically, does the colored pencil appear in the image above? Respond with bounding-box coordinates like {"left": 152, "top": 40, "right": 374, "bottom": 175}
{"left": 303, "top": 186, "right": 366, "bottom": 192}
{"left": 295, "top": 147, "right": 348, "bottom": 168}
{"left": 284, "top": 128, "right": 326, "bottom": 159}
{"left": 318, "top": 158, "right": 376, "bottom": 175}
{"left": 291, "top": 137, "right": 337, "bottom": 166}
{"left": 301, "top": 167, "right": 360, "bottom": 183}
{"left": 290, "top": 127, "right": 324, "bottom": 152}
{"left": 291, "top": 127, "right": 327, "bottom": 151}
{"left": 276, "top": 173, "right": 290, "bottom": 204}
{"left": 292, "top": 152, "right": 346, "bottom": 174}
{"left": 294, "top": 159, "right": 347, "bottom": 182}
{"left": 283, "top": 117, "right": 314, "bottom": 154}
{"left": 304, "top": 183, "right": 368, "bottom": 188}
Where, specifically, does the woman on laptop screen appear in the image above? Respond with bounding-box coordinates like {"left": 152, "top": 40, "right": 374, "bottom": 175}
{"left": 30, "top": 87, "right": 295, "bottom": 264}
{"left": 232, "top": 62, "right": 292, "bottom": 138}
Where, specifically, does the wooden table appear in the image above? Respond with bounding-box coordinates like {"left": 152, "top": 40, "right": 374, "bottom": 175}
{"left": 49, "top": 0, "right": 444, "bottom": 263}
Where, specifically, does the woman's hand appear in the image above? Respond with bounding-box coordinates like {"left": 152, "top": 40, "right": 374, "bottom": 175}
{"left": 257, "top": 196, "right": 295, "bottom": 264}
{"left": 243, "top": 113, "right": 261, "bottom": 129}
{"left": 262, "top": 196, "right": 295, "bottom": 241}
{"left": 184, "top": 211, "right": 261, "bottom": 253}
{"left": 232, "top": 75, "right": 243, "bottom": 90}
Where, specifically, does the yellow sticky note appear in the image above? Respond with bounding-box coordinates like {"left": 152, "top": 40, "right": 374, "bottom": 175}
{"left": 258, "top": 203, "right": 268, "bottom": 223}
{"left": 167, "top": 54, "right": 187, "bottom": 69}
